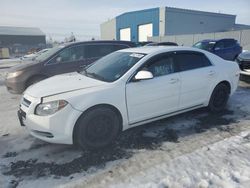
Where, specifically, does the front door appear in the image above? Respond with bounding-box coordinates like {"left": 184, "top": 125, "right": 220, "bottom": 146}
{"left": 43, "top": 45, "right": 85, "bottom": 76}
{"left": 126, "top": 53, "right": 181, "bottom": 124}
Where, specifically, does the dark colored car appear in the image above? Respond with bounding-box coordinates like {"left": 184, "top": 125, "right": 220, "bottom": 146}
{"left": 236, "top": 51, "right": 250, "bottom": 82}
{"left": 5, "top": 40, "right": 136, "bottom": 94}
{"left": 193, "top": 39, "right": 242, "bottom": 61}
{"left": 146, "top": 42, "right": 178, "bottom": 46}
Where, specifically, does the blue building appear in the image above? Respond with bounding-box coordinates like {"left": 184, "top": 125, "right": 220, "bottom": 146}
{"left": 100, "top": 7, "right": 249, "bottom": 42}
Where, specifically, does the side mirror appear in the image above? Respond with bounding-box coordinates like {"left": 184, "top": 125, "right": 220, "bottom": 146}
{"left": 134, "top": 70, "right": 153, "bottom": 81}
{"left": 214, "top": 47, "right": 220, "bottom": 51}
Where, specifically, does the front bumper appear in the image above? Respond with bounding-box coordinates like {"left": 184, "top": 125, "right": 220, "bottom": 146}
{"left": 240, "top": 70, "right": 250, "bottom": 82}
{"left": 18, "top": 94, "right": 82, "bottom": 144}
{"left": 5, "top": 77, "right": 26, "bottom": 94}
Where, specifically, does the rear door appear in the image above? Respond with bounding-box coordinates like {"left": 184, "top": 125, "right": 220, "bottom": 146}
{"left": 175, "top": 51, "right": 216, "bottom": 109}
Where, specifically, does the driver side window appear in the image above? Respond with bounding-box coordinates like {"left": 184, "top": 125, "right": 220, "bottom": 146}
{"left": 49, "top": 45, "right": 84, "bottom": 64}
{"left": 141, "top": 54, "right": 175, "bottom": 77}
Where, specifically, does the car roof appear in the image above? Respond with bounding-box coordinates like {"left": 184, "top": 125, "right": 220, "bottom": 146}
{"left": 199, "top": 38, "right": 236, "bottom": 43}
{"left": 64, "top": 40, "right": 136, "bottom": 47}
{"left": 120, "top": 46, "right": 205, "bottom": 55}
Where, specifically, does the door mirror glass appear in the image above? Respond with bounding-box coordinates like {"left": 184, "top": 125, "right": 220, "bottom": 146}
{"left": 134, "top": 70, "right": 153, "bottom": 81}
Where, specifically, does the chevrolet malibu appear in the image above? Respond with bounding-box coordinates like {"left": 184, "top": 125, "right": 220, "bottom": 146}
{"left": 18, "top": 46, "right": 240, "bottom": 149}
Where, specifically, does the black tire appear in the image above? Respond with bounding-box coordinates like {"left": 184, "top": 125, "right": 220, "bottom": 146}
{"left": 75, "top": 107, "right": 121, "bottom": 150}
{"left": 208, "top": 83, "right": 230, "bottom": 112}
{"left": 26, "top": 76, "right": 45, "bottom": 88}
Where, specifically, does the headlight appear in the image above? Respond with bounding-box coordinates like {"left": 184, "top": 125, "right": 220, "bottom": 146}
{"left": 6, "top": 71, "right": 23, "bottom": 79}
{"left": 35, "top": 100, "right": 68, "bottom": 116}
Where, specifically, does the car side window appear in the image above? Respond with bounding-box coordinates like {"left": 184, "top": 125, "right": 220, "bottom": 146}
{"left": 141, "top": 54, "right": 175, "bottom": 77}
{"left": 113, "top": 44, "right": 129, "bottom": 51}
{"left": 84, "top": 44, "right": 118, "bottom": 59}
{"left": 175, "top": 52, "right": 212, "bottom": 72}
{"left": 215, "top": 41, "right": 224, "bottom": 50}
{"left": 224, "top": 40, "right": 236, "bottom": 48}
{"left": 49, "top": 45, "right": 84, "bottom": 64}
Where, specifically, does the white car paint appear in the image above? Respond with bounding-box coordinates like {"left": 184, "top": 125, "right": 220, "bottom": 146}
{"left": 19, "top": 46, "right": 240, "bottom": 144}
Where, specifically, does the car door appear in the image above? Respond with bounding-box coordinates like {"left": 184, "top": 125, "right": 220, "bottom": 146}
{"left": 175, "top": 51, "right": 216, "bottom": 109}
{"left": 213, "top": 40, "right": 227, "bottom": 59}
{"left": 126, "top": 53, "right": 181, "bottom": 124}
{"left": 223, "top": 39, "right": 238, "bottom": 60}
{"left": 43, "top": 45, "right": 85, "bottom": 76}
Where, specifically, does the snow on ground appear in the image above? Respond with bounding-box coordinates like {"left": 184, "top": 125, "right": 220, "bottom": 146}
{"left": 0, "top": 67, "right": 250, "bottom": 188}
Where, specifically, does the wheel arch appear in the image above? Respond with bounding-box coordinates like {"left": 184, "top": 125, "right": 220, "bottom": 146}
{"left": 72, "top": 103, "right": 123, "bottom": 145}
{"left": 216, "top": 80, "right": 231, "bottom": 94}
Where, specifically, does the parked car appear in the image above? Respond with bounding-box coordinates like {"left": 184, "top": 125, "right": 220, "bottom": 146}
{"left": 5, "top": 40, "right": 136, "bottom": 94}
{"left": 236, "top": 51, "right": 250, "bottom": 82}
{"left": 18, "top": 46, "right": 239, "bottom": 150}
{"left": 193, "top": 39, "right": 242, "bottom": 61}
{"left": 146, "top": 42, "right": 178, "bottom": 46}
{"left": 21, "top": 48, "right": 50, "bottom": 61}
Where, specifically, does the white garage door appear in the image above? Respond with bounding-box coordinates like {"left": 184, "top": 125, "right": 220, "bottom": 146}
{"left": 120, "top": 28, "right": 131, "bottom": 41}
{"left": 138, "top": 23, "right": 153, "bottom": 42}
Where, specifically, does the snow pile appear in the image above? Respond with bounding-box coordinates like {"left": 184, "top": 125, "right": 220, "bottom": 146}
{"left": 68, "top": 132, "right": 250, "bottom": 188}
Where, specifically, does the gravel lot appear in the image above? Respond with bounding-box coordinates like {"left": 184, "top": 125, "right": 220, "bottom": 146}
{"left": 0, "top": 67, "right": 250, "bottom": 188}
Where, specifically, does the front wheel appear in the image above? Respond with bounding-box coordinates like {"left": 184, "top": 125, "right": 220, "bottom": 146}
{"left": 208, "top": 83, "right": 230, "bottom": 112}
{"left": 75, "top": 107, "right": 121, "bottom": 150}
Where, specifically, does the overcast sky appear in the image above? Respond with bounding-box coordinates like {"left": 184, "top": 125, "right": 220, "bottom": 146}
{"left": 1, "top": 0, "right": 250, "bottom": 41}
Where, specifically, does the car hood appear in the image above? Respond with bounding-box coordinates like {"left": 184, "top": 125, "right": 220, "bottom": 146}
{"left": 8, "top": 60, "right": 39, "bottom": 72}
{"left": 238, "top": 51, "right": 250, "bottom": 61}
{"left": 25, "top": 72, "right": 106, "bottom": 98}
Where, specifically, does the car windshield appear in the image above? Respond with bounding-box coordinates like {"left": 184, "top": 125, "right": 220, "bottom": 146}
{"left": 35, "top": 45, "right": 65, "bottom": 62}
{"left": 80, "top": 51, "right": 145, "bottom": 82}
{"left": 193, "top": 41, "right": 215, "bottom": 51}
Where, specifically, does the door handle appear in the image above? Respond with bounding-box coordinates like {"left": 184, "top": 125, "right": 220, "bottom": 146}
{"left": 208, "top": 70, "right": 215, "bottom": 76}
{"left": 169, "top": 78, "right": 179, "bottom": 84}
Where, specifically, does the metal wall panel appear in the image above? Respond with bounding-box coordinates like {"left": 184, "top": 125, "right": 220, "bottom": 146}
{"left": 165, "top": 7, "right": 236, "bottom": 35}
{"left": 116, "top": 8, "right": 159, "bottom": 42}
{"left": 100, "top": 18, "right": 116, "bottom": 40}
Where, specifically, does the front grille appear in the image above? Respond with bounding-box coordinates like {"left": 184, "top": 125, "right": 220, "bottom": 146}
{"left": 22, "top": 97, "right": 31, "bottom": 108}
{"left": 237, "top": 59, "right": 250, "bottom": 70}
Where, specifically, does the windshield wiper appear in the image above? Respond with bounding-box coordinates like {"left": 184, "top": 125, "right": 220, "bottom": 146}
{"left": 85, "top": 72, "right": 107, "bottom": 82}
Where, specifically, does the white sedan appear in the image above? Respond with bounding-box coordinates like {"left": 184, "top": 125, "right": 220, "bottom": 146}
{"left": 18, "top": 46, "right": 240, "bottom": 149}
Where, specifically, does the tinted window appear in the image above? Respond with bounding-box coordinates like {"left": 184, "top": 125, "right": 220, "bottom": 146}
{"left": 215, "top": 41, "right": 224, "bottom": 49}
{"left": 142, "top": 54, "right": 175, "bottom": 77}
{"left": 175, "top": 52, "right": 212, "bottom": 71}
{"left": 193, "top": 42, "right": 215, "bottom": 51}
{"left": 84, "top": 44, "right": 128, "bottom": 59}
{"left": 48, "top": 45, "right": 84, "bottom": 64}
{"left": 224, "top": 40, "right": 236, "bottom": 48}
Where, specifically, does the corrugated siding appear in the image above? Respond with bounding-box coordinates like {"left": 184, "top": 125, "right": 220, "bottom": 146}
{"left": 116, "top": 8, "right": 159, "bottom": 42}
{"left": 0, "top": 35, "right": 46, "bottom": 45}
{"left": 0, "top": 26, "right": 45, "bottom": 36}
{"left": 165, "top": 7, "right": 236, "bottom": 35}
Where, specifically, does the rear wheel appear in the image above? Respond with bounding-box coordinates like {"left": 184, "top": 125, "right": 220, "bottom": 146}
{"left": 75, "top": 107, "right": 121, "bottom": 150}
{"left": 208, "top": 83, "right": 230, "bottom": 112}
